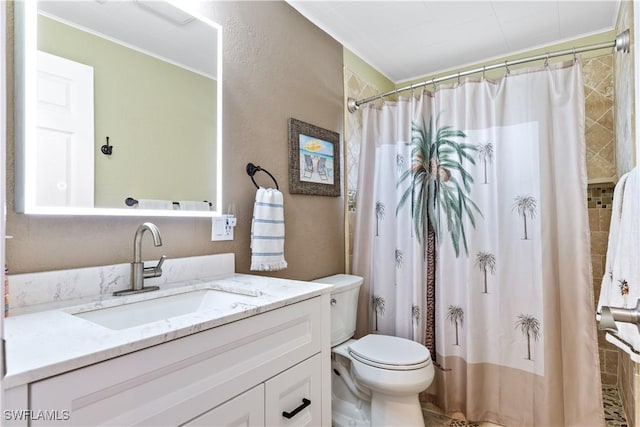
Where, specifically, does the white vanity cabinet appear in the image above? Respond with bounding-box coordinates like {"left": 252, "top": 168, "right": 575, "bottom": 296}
{"left": 184, "top": 385, "right": 265, "bottom": 426}
{"left": 187, "top": 354, "right": 322, "bottom": 427}
{"left": 5, "top": 295, "right": 331, "bottom": 427}
{"left": 265, "top": 353, "right": 322, "bottom": 426}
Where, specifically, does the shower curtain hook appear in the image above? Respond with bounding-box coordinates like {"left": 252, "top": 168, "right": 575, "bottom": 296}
{"left": 572, "top": 47, "right": 577, "bottom": 63}
{"left": 457, "top": 72, "right": 461, "bottom": 85}
{"left": 431, "top": 78, "right": 437, "bottom": 91}
{"left": 544, "top": 53, "right": 549, "bottom": 68}
{"left": 482, "top": 65, "right": 486, "bottom": 80}
{"left": 504, "top": 61, "right": 511, "bottom": 76}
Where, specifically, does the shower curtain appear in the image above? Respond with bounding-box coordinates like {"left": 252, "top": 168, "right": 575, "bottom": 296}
{"left": 352, "top": 60, "right": 604, "bottom": 426}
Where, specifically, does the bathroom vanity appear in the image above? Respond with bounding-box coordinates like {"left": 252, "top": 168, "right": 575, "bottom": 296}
{"left": 2, "top": 254, "right": 333, "bottom": 426}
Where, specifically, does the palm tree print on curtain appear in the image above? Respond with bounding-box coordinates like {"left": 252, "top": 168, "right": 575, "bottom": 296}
{"left": 375, "top": 202, "right": 385, "bottom": 236}
{"left": 372, "top": 295, "right": 385, "bottom": 332}
{"left": 397, "top": 116, "right": 481, "bottom": 257}
{"left": 476, "top": 142, "right": 494, "bottom": 184}
{"left": 515, "top": 314, "right": 541, "bottom": 361}
{"left": 396, "top": 154, "right": 405, "bottom": 173}
{"left": 395, "top": 249, "right": 403, "bottom": 269}
{"left": 447, "top": 305, "right": 464, "bottom": 346}
{"left": 412, "top": 305, "right": 420, "bottom": 341}
{"left": 513, "top": 195, "right": 537, "bottom": 240}
{"left": 475, "top": 251, "right": 496, "bottom": 293}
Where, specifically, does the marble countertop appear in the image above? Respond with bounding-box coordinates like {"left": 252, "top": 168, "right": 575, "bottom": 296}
{"left": 3, "top": 273, "right": 333, "bottom": 389}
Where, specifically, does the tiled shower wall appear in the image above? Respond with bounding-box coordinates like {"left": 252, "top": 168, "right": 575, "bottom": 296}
{"left": 589, "top": 184, "right": 617, "bottom": 383}
{"left": 582, "top": 53, "right": 620, "bottom": 392}
{"left": 585, "top": 55, "right": 616, "bottom": 180}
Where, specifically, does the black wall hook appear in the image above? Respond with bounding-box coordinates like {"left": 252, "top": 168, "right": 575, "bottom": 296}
{"left": 246, "top": 162, "right": 279, "bottom": 190}
{"left": 101, "top": 136, "right": 113, "bottom": 156}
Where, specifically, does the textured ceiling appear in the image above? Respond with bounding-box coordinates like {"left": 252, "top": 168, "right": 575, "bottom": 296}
{"left": 287, "top": 1, "right": 620, "bottom": 83}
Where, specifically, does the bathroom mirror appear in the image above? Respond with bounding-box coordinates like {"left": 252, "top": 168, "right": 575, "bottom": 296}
{"left": 15, "top": 0, "right": 222, "bottom": 217}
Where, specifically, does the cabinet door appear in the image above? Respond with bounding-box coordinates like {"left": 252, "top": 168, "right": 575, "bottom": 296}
{"left": 182, "top": 385, "right": 264, "bottom": 427}
{"left": 265, "top": 354, "right": 321, "bottom": 426}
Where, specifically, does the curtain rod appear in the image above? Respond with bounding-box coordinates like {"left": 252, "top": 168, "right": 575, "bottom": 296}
{"left": 347, "top": 30, "right": 630, "bottom": 113}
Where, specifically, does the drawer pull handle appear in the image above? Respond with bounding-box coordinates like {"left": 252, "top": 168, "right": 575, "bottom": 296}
{"left": 282, "top": 398, "right": 311, "bottom": 419}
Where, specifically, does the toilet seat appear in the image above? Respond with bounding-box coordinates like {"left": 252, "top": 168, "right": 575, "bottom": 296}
{"left": 348, "top": 334, "right": 431, "bottom": 371}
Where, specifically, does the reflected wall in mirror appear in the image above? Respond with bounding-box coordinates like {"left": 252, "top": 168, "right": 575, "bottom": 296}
{"left": 16, "top": 0, "right": 222, "bottom": 216}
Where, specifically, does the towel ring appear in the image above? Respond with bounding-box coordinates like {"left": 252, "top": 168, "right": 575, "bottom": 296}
{"left": 246, "top": 163, "right": 279, "bottom": 190}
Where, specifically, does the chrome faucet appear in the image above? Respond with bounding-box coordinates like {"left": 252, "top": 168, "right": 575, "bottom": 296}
{"left": 113, "top": 222, "right": 166, "bottom": 296}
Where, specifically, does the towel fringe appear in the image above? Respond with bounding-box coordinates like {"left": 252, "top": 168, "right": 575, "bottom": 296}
{"left": 250, "top": 261, "right": 288, "bottom": 272}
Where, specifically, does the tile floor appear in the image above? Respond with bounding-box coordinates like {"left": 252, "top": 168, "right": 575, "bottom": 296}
{"left": 423, "top": 385, "right": 628, "bottom": 427}
{"left": 603, "top": 386, "right": 629, "bottom": 427}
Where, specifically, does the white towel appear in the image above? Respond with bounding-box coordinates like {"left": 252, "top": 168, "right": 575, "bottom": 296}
{"left": 597, "top": 172, "right": 630, "bottom": 313}
{"left": 137, "top": 199, "right": 174, "bottom": 209}
{"left": 250, "top": 187, "right": 287, "bottom": 271}
{"left": 177, "top": 201, "right": 211, "bottom": 211}
{"left": 598, "top": 167, "right": 640, "bottom": 354}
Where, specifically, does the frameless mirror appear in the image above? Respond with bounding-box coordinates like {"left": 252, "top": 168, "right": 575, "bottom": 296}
{"left": 15, "top": 0, "right": 222, "bottom": 216}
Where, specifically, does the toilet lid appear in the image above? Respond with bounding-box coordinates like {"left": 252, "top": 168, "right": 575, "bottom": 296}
{"left": 348, "top": 334, "right": 431, "bottom": 370}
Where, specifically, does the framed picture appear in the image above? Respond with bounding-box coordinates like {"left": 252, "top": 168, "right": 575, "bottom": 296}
{"left": 288, "top": 118, "right": 341, "bottom": 196}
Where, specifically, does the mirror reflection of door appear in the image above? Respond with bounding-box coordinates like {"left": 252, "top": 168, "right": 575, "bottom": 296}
{"left": 36, "top": 51, "right": 94, "bottom": 207}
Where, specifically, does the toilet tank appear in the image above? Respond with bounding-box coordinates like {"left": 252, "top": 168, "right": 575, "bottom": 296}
{"left": 312, "top": 274, "right": 363, "bottom": 347}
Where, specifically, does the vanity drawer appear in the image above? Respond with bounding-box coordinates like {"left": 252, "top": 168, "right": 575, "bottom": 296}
{"left": 28, "top": 297, "right": 322, "bottom": 426}
{"left": 265, "top": 354, "right": 322, "bottom": 427}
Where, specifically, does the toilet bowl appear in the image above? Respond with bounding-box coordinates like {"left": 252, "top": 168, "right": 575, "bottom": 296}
{"left": 312, "top": 274, "right": 434, "bottom": 427}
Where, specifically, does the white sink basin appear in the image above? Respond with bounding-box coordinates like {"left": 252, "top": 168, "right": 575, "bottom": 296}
{"left": 73, "top": 289, "right": 258, "bottom": 330}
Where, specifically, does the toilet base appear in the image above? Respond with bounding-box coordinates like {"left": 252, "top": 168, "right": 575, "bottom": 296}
{"left": 370, "top": 392, "right": 424, "bottom": 427}
{"left": 332, "top": 362, "right": 370, "bottom": 427}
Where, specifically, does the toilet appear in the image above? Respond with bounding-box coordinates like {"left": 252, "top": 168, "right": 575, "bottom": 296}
{"left": 312, "top": 274, "right": 434, "bottom": 427}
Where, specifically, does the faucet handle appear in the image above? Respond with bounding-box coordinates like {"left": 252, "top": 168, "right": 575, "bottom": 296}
{"left": 144, "top": 255, "right": 166, "bottom": 279}
{"left": 154, "top": 255, "right": 166, "bottom": 275}
{"left": 156, "top": 255, "right": 166, "bottom": 270}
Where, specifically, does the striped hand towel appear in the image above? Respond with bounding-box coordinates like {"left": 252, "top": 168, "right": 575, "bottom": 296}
{"left": 250, "top": 188, "right": 287, "bottom": 271}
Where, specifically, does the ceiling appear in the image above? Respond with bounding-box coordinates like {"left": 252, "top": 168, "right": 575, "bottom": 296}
{"left": 38, "top": 1, "right": 218, "bottom": 78}
{"left": 287, "top": 1, "right": 621, "bottom": 83}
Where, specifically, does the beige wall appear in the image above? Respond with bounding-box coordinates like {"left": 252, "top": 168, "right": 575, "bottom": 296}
{"left": 39, "top": 15, "right": 217, "bottom": 208}
{"left": 6, "top": 1, "right": 345, "bottom": 279}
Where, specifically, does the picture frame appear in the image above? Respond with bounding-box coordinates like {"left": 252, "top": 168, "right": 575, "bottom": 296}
{"left": 288, "top": 118, "right": 341, "bottom": 197}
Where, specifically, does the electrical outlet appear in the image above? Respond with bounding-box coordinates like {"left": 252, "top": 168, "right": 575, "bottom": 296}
{"left": 211, "top": 216, "right": 234, "bottom": 241}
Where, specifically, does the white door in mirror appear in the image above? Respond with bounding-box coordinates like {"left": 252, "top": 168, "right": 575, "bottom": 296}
{"left": 36, "top": 51, "right": 94, "bottom": 208}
